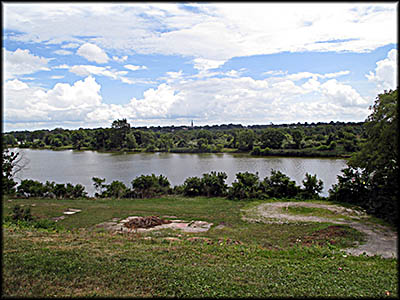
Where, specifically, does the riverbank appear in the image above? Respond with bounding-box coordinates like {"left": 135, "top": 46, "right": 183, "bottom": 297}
{"left": 12, "top": 144, "right": 352, "bottom": 158}
{"left": 2, "top": 196, "right": 397, "bottom": 297}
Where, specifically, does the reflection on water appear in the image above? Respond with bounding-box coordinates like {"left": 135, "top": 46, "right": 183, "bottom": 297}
{"left": 13, "top": 149, "right": 348, "bottom": 197}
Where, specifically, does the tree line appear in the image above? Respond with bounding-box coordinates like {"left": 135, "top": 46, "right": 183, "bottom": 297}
{"left": 3, "top": 120, "right": 365, "bottom": 157}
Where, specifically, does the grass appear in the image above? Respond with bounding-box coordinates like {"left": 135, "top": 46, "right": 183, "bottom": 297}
{"left": 2, "top": 195, "right": 398, "bottom": 298}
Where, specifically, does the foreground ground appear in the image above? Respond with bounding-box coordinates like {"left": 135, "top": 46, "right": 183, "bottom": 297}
{"left": 2, "top": 196, "right": 398, "bottom": 298}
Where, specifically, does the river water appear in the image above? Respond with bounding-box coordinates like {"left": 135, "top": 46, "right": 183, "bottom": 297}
{"left": 11, "top": 148, "right": 348, "bottom": 197}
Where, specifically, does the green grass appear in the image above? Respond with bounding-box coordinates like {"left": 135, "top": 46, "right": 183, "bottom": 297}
{"left": 2, "top": 196, "right": 398, "bottom": 297}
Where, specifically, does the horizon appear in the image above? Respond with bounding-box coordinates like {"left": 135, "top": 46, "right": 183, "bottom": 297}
{"left": 2, "top": 2, "right": 398, "bottom": 132}
{"left": 4, "top": 119, "right": 366, "bottom": 134}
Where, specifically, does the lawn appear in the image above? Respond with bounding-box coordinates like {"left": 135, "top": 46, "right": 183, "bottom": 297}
{"left": 2, "top": 196, "right": 398, "bottom": 298}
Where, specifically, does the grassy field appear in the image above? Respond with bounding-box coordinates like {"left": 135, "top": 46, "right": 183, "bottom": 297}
{"left": 2, "top": 196, "right": 398, "bottom": 298}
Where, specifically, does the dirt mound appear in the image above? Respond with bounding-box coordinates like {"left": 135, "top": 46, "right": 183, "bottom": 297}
{"left": 124, "top": 216, "right": 171, "bottom": 230}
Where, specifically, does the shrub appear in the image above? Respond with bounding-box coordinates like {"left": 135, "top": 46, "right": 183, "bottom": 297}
{"left": 104, "top": 181, "right": 128, "bottom": 198}
{"left": 300, "top": 173, "right": 323, "bottom": 199}
{"left": 328, "top": 167, "right": 368, "bottom": 205}
{"left": 92, "top": 177, "right": 106, "bottom": 197}
{"left": 131, "top": 174, "right": 170, "bottom": 198}
{"left": 9, "top": 204, "right": 34, "bottom": 222}
{"left": 16, "top": 179, "right": 46, "bottom": 198}
{"left": 201, "top": 171, "right": 228, "bottom": 197}
{"left": 183, "top": 176, "right": 203, "bottom": 196}
{"left": 261, "top": 170, "right": 300, "bottom": 198}
{"left": 228, "top": 172, "right": 261, "bottom": 200}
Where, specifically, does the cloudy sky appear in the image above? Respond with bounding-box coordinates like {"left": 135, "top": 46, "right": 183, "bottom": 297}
{"left": 2, "top": 2, "right": 398, "bottom": 132}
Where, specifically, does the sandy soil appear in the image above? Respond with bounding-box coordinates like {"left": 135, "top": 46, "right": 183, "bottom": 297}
{"left": 242, "top": 202, "right": 397, "bottom": 259}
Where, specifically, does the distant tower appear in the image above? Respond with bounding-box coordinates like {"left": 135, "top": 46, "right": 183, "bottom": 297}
{"left": 191, "top": 120, "right": 193, "bottom": 128}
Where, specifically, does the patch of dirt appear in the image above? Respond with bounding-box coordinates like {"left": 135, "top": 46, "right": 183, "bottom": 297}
{"left": 96, "top": 216, "right": 213, "bottom": 233}
{"left": 243, "top": 202, "right": 397, "bottom": 259}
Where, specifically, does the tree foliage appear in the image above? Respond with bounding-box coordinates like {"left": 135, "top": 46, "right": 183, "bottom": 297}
{"left": 330, "top": 89, "right": 398, "bottom": 224}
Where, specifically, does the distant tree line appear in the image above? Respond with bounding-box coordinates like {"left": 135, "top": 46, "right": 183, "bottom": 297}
{"left": 3, "top": 120, "right": 365, "bottom": 157}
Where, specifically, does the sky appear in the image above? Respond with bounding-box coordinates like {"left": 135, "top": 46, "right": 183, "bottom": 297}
{"left": 2, "top": 2, "right": 398, "bottom": 132}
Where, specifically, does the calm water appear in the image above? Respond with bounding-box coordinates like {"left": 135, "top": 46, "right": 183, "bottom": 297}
{"left": 12, "top": 148, "right": 348, "bottom": 197}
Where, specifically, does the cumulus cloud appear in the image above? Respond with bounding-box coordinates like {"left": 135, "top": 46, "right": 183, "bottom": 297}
{"left": 366, "top": 48, "right": 397, "bottom": 90}
{"left": 124, "top": 64, "right": 147, "bottom": 71}
{"left": 76, "top": 43, "right": 109, "bottom": 63}
{"left": 4, "top": 76, "right": 102, "bottom": 125}
{"left": 4, "top": 67, "right": 372, "bottom": 131}
{"left": 3, "top": 48, "right": 50, "bottom": 79}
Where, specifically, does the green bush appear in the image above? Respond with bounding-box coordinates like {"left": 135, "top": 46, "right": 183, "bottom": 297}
{"left": 131, "top": 174, "right": 170, "bottom": 198}
{"left": 17, "top": 179, "right": 46, "bottom": 198}
{"left": 183, "top": 176, "right": 203, "bottom": 196}
{"left": 300, "top": 173, "right": 323, "bottom": 199}
{"left": 228, "top": 172, "right": 262, "bottom": 200}
{"left": 104, "top": 181, "right": 128, "bottom": 198}
{"left": 201, "top": 171, "right": 228, "bottom": 197}
{"left": 328, "top": 167, "right": 368, "bottom": 205}
{"left": 261, "top": 170, "right": 300, "bottom": 198}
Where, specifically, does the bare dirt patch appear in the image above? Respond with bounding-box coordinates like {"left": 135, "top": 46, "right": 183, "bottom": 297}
{"left": 96, "top": 215, "right": 213, "bottom": 233}
{"left": 243, "top": 202, "right": 397, "bottom": 259}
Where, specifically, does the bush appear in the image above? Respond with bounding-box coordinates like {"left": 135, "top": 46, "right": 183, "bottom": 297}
{"left": 261, "top": 170, "right": 300, "bottom": 198}
{"left": 183, "top": 176, "right": 203, "bottom": 196}
{"left": 328, "top": 167, "right": 368, "bottom": 205}
{"left": 228, "top": 172, "right": 262, "bottom": 200}
{"left": 201, "top": 171, "right": 228, "bottom": 197}
{"left": 131, "top": 174, "right": 170, "bottom": 198}
{"left": 9, "top": 204, "right": 34, "bottom": 222}
{"left": 104, "top": 181, "right": 128, "bottom": 198}
{"left": 17, "top": 179, "right": 46, "bottom": 198}
{"left": 300, "top": 173, "right": 323, "bottom": 199}
{"left": 5, "top": 204, "right": 61, "bottom": 231}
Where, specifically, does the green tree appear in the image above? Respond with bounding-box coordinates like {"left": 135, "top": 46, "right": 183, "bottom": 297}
{"left": 2, "top": 149, "right": 27, "bottom": 195}
{"left": 237, "top": 129, "right": 255, "bottom": 151}
{"left": 260, "top": 129, "right": 286, "bottom": 149}
{"left": 331, "top": 89, "right": 398, "bottom": 224}
{"left": 110, "top": 119, "right": 131, "bottom": 149}
{"left": 291, "top": 129, "right": 304, "bottom": 149}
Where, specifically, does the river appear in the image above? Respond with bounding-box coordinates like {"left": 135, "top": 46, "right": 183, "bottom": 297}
{"left": 11, "top": 148, "right": 348, "bottom": 197}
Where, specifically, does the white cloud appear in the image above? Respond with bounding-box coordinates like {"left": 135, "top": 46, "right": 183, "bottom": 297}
{"left": 53, "top": 49, "right": 73, "bottom": 55}
{"left": 4, "top": 76, "right": 103, "bottom": 125}
{"left": 320, "top": 79, "right": 368, "bottom": 107}
{"left": 113, "top": 55, "right": 128, "bottom": 62}
{"left": 124, "top": 64, "right": 147, "bottom": 71}
{"left": 61, "top": 42, "right": 80, "bottom": 49}
{"left": 3, "top": 48, "right": 50, "bottom": 79}
{"left": 76, "top": 43, "right": 109, "bottom": 63}
{"left": 192, "top": 58, "right": 226, "bottom": 71}
{"left": 366, "top": 48, "right": 397, "bottom": 90}
{"left": 4, "top": 67, "right": 372, "bottom": 131}
{"left": 4, "top": 3, "right": 396, "bottom": 67}
{"left": 53, "top": 64, "right": 70, "bottom": 69}
{"left": 50, "top": 75, "right": 64, "bottom": 79}
{"left": 85, "top": 71, "right": 371, "bottom": 126}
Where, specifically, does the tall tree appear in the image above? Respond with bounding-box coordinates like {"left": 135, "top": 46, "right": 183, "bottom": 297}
{"left": 110, "top": 119, "right": 131, "bottom": 148}
{"left": 331, "top": 89, "right": 398, "bottom": 224}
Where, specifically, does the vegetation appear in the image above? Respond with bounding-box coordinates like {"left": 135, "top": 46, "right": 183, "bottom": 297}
{"left": 3, "top": 119, "right": 365, "bottom": 157}
{"left": 329, "top": 89, "right": 398, "bottom": 225}
{"left": 2, "top": 195, "right": 397, "bottom": 298}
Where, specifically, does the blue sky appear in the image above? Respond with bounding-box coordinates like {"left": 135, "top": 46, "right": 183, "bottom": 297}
{"left": 2, "top": 2, "right": 398, "bottom": 131}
